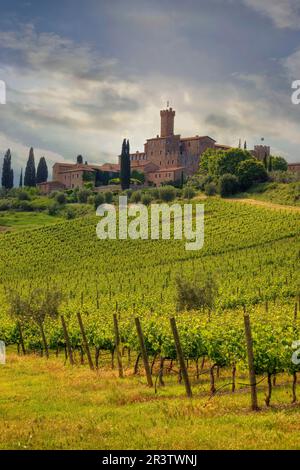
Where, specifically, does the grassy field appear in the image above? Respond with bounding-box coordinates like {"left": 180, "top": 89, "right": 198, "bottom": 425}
{"left": 0, "top": 211, "right": 63, "bottom": 231}
{"left": 1, "top": 352, "right": 300, "bottom": 450}
{"left": 237, "top": 182, "right": 300, "bottom": 207}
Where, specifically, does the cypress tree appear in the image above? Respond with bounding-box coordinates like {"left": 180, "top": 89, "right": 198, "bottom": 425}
{"left": 19, "top": 168, "right": 23, "bottom": 187}
{"left": 244, "top": 140, "right": 247, "bottom": 150}
{"left": 263, "top": 152, "right": 268, "bottom": 170}
{"left": 268, "top": 156, "right": 273, "bottom": 172}
{"left": 1, "top": 149, "right": 14, "bottom": 189}
{"left": 120, "top": 138, "right": 131, "bottom": 190}
{"left": 24, "top": 147, "right": 36, "bottom": 187}
{"left": 36, "top": 157, "right": 48, "bottom": 183}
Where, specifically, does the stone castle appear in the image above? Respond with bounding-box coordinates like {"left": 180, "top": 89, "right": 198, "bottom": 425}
{"left": 120, "top": 106, "right": 231, "bottom": 185}
{"left": 38, "top": 106, "right": 272, "bottom": 193}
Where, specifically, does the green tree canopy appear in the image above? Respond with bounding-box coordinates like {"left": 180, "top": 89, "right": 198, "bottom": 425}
{"left": 131, "top": 169, "right": 145, "bottom": 184}
{"left": 200, "top": 148, "right": 253, "bottom": 178}
{"left": 270, "top": 156, "right": 288, "bottom": 172}
{"left": 237, "top": 159, "right": 268, "bottom": 190}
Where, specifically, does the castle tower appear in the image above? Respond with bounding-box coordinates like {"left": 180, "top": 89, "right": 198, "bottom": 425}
{"left": 160, "top": 107, "right": 175, "bottom": 137}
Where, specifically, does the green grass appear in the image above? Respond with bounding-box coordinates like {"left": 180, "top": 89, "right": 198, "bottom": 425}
{"left": 1, "top": 352, "right": 300, "bottom": 450}
{"left": 239, "top": 182, "right": 300, "bottom": 207}
{"left": 0, "top": 211, "right": 63, "bottom": 231}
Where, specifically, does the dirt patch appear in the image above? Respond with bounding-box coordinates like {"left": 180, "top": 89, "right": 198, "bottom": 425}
{"left": 224, "top": 197, "right": 300, "bottom": 212}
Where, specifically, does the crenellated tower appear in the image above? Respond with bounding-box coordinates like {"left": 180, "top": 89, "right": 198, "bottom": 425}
{"left": 160, "top": 107, "right": 175, "bottom": 137}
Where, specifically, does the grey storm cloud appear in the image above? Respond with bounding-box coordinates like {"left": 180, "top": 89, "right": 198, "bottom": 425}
{"left": 1, "top": 1, "right": 300, "bottom": 167}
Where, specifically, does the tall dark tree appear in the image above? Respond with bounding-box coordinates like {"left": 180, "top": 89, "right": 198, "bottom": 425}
{"left": 263, "top": 152, "right": 268, "bottom": 170}
{"left": 19, "top": 168, "right": 23, "bottom": 188}
{"left": 1, "top": 149, "right": 14, "bottom": 189}
{"left": 268, "top": 156, "right": 273, "bottom": 173}
{"left": 120, "top": 138, "right": 131, "bottom": 190}
{"left": 244, "top": 140, "right": 247, "bottom": 150}
{"left": 77, "top": 155, "right": 83, "bottom": 164}
{"left": 36, "top": 157, "right": 48, "bottom": 184}
{"left": 24, "top": 147, "right": 36, "bottom": 187}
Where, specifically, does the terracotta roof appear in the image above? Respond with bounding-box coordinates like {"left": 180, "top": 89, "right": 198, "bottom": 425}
{"left": 180, "top": 136, "right": 216, "bottom": 142}
{"left": 99, "top": 163, "right": 120, "bottom": 171}
{"left": 37, "top": 180, "right": 65, "bottom": 186}
{"left": 215, "top": 144, "right": 232, "bottom": 149}
{"left": 148, "top": 166, "right": 184, "bottom": 173}
{"left": 53, "top": 162, "right": 74, "bottom": 167}
{"left": 59, "top": 166, "right": 94, "bottom": 174}
{"left": 131, "top": 160, "right": 150, "bottom": 167}
{"left": 146, "top": 134, "right": 181, "bottom": 142}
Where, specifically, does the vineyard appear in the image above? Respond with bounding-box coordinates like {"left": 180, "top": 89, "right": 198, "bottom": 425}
{"left": 1, "top": 198, "right": 300, "bottom": 409}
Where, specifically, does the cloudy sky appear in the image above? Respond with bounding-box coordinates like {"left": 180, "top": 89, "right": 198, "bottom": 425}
{"left": 1, "top": 0, "right": 300, "bottom": 181}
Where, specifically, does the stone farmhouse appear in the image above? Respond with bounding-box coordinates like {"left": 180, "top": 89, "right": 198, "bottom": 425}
{"left": 38, "top": 106, "right": 273, "bottom": 193}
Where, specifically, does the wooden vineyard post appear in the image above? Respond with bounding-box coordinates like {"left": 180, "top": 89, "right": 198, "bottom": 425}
{"left": 113, "top": 313, "right": 124, "bottom": 378}
{"left": 243, "top": 311, "right": 259, "bottom": 411}
{"left": 39, "top": 323, "right": 49, "bottom": 359}
{"left": 135, "top": 317, "right": 153, "bottom": 387}
{"left": 170, "top": 317, "right": 192, "bottom": 398}
{"left": 294, "top": 302, "right": 298, "bottom": 322}
{"left": 17, "top": 321, "right": 26, "bottom": 355}
{"left": 76, "top": 312, "right": 94, "bottom": 370}
{"left": 61, "top": 315, "right": 74, "bottom": 366}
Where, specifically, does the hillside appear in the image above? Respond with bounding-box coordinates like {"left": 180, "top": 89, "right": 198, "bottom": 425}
{"left": 0, "top": 198, "right": 300, "bottom": 450}
{"left": 236, "top": 182, "right": 300, "bottom": 207}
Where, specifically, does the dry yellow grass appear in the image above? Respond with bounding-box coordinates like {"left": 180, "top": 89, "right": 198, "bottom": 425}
{"left": 1, "top": 353, "right": 300, "bottom": 449}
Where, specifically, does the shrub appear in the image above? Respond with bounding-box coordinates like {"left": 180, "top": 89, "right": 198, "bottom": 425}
{"left": 204, "top": 182, "right": 217, "bottom": 196}
{"left": 64, "top": 207, "right": 76, "bottom": 220}
{"left": 104, "top": 191, "right": 113, "bottom": 203}
{"left": 148, "top": 188, "right": 159, "bottom": 199}
{"left": 48, "top": 203, "right": 60, "bottom": 216}
{"left": 131, "top": 170, "right": 145, "bottom": 184}
{"left": 187, "top": 174, "right": 212, "bottom": 191}
{"left": 123, "top": 189, "right": 133, "bottom": 198}
{"left": 183, "top": 186, "right": 196, "bottom": 200}
{"left": 269, "top": 171, "right": 300, "bottom": 183}
{"left": 141, "top": 193, "right": 153, "bottom": 206}
{"left": 55, "top": 192, "right": 66, "bottom": 205}
{"left": 270, "top": 156, "right": 288, "bottom": 172}
{"left": 30, "top": 198, "right": 53, "bottom": 211}
{"left": 218, "top": 174, "right": 239, "bottom": 197}
{"left": 159, "top": 186, "right": 176, "bottom": 202}
{"left": 94, "top": 193, "right": 105, "bottom": 209}
{"left": 0, "top": 200, "right": 11, "bottom": 211}
{"left": 17, "top": 190, "right": 30, "bottom": 201}
{"left": 109, "top": 178, "right": 120, "bottom": 185}
{"left": 78, "top": 189, "right": 91, "bottom": 203}
{"left": 131, "top": 178, "right": 142, "bottom": 185}
{"left": 237, "top": 159, "right": 268, "bottom": 190}
{"left": 16, "top": 200, "right": 34, "bottom": 211}
{"left": 175, "top": 272, "right": 218, "bottom": 312}
{"left": 131, "top": 191, "right": 142, "bottom": 203}
{"left": 87, "top": 195, "right": 95, "bottom": 206}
